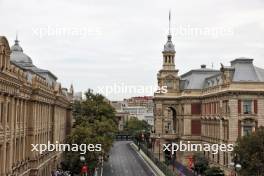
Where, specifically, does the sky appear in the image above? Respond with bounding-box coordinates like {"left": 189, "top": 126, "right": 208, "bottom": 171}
{"left": 0, "top": 0, "right": 264, "bottom": 100}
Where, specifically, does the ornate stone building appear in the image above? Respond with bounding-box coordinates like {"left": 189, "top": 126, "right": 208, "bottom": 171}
{"left": 0, "top": 36, "right": 73, "bottom": 176}
{"left": 152, "top": 32, "right": 264, "bottom": 173}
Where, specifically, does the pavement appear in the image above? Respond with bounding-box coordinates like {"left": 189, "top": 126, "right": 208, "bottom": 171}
{"left": 103, "top": 141, "right": 156, "bottom": 176}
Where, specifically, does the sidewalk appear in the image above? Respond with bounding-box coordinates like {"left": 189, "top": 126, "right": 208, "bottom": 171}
{"left": 133, "top": 142, "right": 195, "bottom": 176}
{"left": 130, "top": 142, "right": 166, "bottom": 176}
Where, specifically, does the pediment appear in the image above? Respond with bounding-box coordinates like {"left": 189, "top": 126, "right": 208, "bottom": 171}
{"left": 165, "top": 74, "right": 176, "bottom": 80}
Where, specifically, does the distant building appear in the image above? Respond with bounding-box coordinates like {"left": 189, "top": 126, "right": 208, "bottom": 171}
{"left": 125, "top": 96, "right": 153, "bottom": 111}
{"left": 74, "top": 91, "right": 83, "bottom": 101}
{"left": 122, "top": 106, "right": 148, "bottom": 121}
{"left": 110, "top": 101, "right": 127, "bottom": 112}
{"left": 124, "top": 96, "right": 154, "bottom": 125}
{"left": 144, "top": 113, "right": 154, "bottom": 127}
{"left": 115, "top": 112, "right": 130, "bottom": 131}
{"left": 111, "top": 97, "right": 154, "bottom": 131}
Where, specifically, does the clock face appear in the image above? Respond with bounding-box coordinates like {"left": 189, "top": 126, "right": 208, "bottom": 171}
{"left": 165, "top": 79, "right": 173, "bottom": 88}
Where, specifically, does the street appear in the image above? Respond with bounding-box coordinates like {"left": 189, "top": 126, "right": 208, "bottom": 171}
{"left": 103, "top": 141, "right": 155, "bottom": 176}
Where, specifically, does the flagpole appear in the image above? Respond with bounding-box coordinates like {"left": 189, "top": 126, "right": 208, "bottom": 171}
{"left": 169, "top": 10, "right": 171, "bottom": 35}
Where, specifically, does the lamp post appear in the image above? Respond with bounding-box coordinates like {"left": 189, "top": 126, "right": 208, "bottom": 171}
{"left": 80, "top": 156, "right": 85, "bottom": 162}
{"left": 80, "top": 155, "right": 88, "bottom": 176}
{"left": 158, "top": 134, "right": 161, "bottom": 161}
{"left": 98, "top": 155, "right": 104, "bottom": 176}
{"left": 230, "top": 154, "right": 242, "bottom": 176}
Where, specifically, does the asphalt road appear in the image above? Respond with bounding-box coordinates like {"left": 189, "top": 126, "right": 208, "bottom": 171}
{"left": 103, "top": 141, "right": 155, "bottom": 176}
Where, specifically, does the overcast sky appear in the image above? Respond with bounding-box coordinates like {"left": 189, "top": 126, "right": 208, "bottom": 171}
{"left": 0, "top": 0, "right": 264, "bottom": 100}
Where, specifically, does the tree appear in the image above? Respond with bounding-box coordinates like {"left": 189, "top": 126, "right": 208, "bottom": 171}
{"left": 204, "top": 167, "right": 224, "bottom": 176}
{"left": 62, "top": 89, "right": 118, "bottom": 174}
{"left": 74, "top": 89, "right": 117, "bottom": 126}
{"left": 233, "top": 126, "right": 264, "bottom": 176}
{"left": 124, "top": 117, "right": 151, "bottom": 136}
{"left": 193, "top": 153, "right": 209, "bottom": 175}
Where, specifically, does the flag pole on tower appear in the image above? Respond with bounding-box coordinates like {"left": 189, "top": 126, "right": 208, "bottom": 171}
{"left": 169, "top": 10, "right": 171, "bottom": 35}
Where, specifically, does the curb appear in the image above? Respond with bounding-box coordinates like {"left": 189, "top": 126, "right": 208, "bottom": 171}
{"left": 130, "top": 142, "right": 166, "bottom": 176}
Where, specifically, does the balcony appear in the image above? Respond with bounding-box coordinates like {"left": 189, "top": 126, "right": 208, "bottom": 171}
{"left": 151, "top": 131, "right": 179, "bottom": 140}
{"left": 162, "top": 133, "right": 179, "bottom": 140}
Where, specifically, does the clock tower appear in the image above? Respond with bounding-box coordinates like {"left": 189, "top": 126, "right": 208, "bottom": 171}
{"left": 157, "top": 12, "right": 180, "bottom": 93}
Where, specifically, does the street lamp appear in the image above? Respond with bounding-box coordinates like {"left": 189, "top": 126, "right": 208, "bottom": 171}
{"left": 230, "top": 154, "right": 242, "bottom": 176}
{"left": 158, "top": 134, "right": 161, "bottom": 161}
{"left": 80, "top": 155, "right": 88, "bottom": 176}
{"left": 98, "top": 155, "right": 104, "bottom": 176}
{"left": 80, "top": 155, "right": 85, "bottom": 162}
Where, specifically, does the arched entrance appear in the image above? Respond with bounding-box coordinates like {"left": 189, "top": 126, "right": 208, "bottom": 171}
{"left": 168, "top": 107, "right": 177, "bottom": 133}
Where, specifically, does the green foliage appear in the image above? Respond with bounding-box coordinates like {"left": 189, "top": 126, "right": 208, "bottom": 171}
{"left": 62, "top": 89, "right": 118, "bottom": 174}
{"left": 124, "top": 117, "right": 151, "bottom": 136}
{"left": 233, "top": 126, "right": 264, "bottom": 176}
{"left": 74, "top": 89, "right": 117, "bottom": 125}
{"left": 204, "top": 166, "right": 224, "bottom": 176}
{"left": 193, "top": 153, "right": 224, "bottom": 175}
{"left": 193, "top": 153, "right": 209, "bottom": 174}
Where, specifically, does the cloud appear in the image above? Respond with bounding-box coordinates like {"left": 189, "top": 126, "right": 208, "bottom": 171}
{"left": 0, "top": 0, "right": 263, "bottom": 100}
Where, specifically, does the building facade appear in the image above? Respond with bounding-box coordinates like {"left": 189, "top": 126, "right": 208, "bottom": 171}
{"left": 152, "top": 32, "right": 264, "bottom": 174}
{"left": 111, "top": 97, "right": 154, "bottom": 130}
{"left": 0, "top": 36, "right": 73, "bottom": 176}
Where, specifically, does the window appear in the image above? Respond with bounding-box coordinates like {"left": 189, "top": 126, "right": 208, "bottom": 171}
{"left": 165, "top": 122, "right": 171, "bottom": 133}
{"left": 191, "top": 120, "right": 201, "bottom": 135}
{"left": 7, "top": 103, "right": 10, "bottom": 123}
{"left": 223, "top": 100, "right": 229, "bottom": 114}
{"left": 254, "top": 100, "right": 258, "bottom": 114}
{"left": 191, "top": 103, "right": 201, "bottom": 115}
{"left": 243, "top": 126, "right": 253, "bottom": 136}
{"left": 0, "top": 103, "right": 3, "bottom": 123}
{"left": 243, "top": 100, "right": 252, "bottom": 114}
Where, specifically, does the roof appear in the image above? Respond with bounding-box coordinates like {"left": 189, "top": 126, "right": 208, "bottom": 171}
{"left": 179, "top": 58, "right": 264, "bottom": 90}
{"left": 231, "top": 58, "right": 264, "bottom": 82}
{"left": 180, "top": 67, "right": 220, "bottom": 89}
{"left": 10, "top": 39, "right": 33, "bottom": 63}
{"left": 163, "top": 34, "right": 175, "bottom": 53}
{"left": 255, "top": 67, "right": 264, "bottom": 82}
{"left": 10, "top": 38, "right": 57, "bottom": 83}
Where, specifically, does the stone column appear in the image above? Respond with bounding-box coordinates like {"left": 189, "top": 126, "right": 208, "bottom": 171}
{"left": 2, "top": 143, "right": 6, "bottom": 175}
{"left": 258, "top": 98, "right": 264, "bottom": 126}
{"left": 228, "top": 99, "right": 238, "bottom": 142}
{"left": 0, "top": 144, "right": 5, "bottom": 175}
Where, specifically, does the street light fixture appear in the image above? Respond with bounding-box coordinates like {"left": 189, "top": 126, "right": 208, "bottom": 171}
{"left": 158, "top": 133, "right": 161, "bottom": 161}
{"left": 230, "top": 154, "right": 242, "bottom": 176}
{"left": 80, "top": 155, "right": 85, "bottom": 162}
{"left": 235, "top": 163, "right": 242, "bottom": 171}
{"left": 80, "top": 155, "right": 88, "bottom": 176}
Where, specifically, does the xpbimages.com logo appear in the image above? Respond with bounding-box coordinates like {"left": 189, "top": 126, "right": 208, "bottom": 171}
{"left": 163, "top": 141, "right": 234, "bottom": 154}
{"left": 96, "top": 83, "right": 168, "bottom": 96}
{"left": 31, "top": 141, "right": 102, "bottom": 154}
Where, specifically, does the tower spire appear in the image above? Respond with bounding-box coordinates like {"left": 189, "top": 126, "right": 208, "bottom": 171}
{"left": 169, "top": 10, "right": 171, "bottom": 35}
{"left": 15, "top": 31, "right": 19, "bottom": 45}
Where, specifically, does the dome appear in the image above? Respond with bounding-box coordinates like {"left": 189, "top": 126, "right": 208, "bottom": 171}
{"left": 10, "top": 39, "right": 33, "bottom": 63}
{"left": 163, "top": 34, "right": 175, "bottom": 52}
